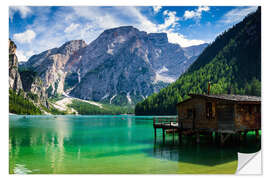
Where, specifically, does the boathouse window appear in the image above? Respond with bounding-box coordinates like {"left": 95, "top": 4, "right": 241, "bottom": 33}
{"left": 206, "top": 102, "right": 212, "bottom": 120}
{"left": 187, "top": 109, "right": 193, "bottom": 118}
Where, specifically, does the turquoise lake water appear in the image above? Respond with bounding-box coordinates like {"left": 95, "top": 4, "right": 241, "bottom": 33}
{"left": 9, "top": 115, "right": 261, "bottom": 174}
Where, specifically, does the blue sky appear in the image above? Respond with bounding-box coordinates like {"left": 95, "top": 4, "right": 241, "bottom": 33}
{"left": 9, "top": 6, "right": 258, "bottom": 61}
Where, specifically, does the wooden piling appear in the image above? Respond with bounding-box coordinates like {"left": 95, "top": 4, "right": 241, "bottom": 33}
{"left": 220, "top": 133, "right": 231, "bottom": 146}
{"left": 154, "top": 128, "right": 157, "bottom": 143}
{"left": 162, "top": 128, "right": 165, "bottom": 144}
{"left": 255, "top": 130, "right": 259, "bottom": 141}
{"left": 236, "top": 133, "right": 240, "bottom": 144}
{"left": 209, "top": 132, "right": 213, "bottom": 143}
{"left": 214, "top": 132, "right": 219, "bottom": 143}
{"left": 243, "top": 131, "right": 247, "bottom": 142}
{"left": 239, "top": 131, "right": 243, "bottom": 142}
{"left": 178, "top": 130, "right": 182, "bottom": 143}
{"left": 220, "top": 133, "right": 223, "bottom": 146}
{"left": 172, "top": 128, "right": 175, "bottom": 144}
{"left": 196, "top": 131, "right": 200, "bottom": 143}
{"left": 236, "top": 132, "right": 240, "bottom": 143}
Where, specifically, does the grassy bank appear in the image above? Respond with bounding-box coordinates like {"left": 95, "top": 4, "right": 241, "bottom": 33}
{"left": 67, "top": 99, "right": 134, "bottom": 115}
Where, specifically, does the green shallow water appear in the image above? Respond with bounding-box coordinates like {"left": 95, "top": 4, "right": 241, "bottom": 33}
{"left": 9, "top": 115, "right": 261, "bottom": 174}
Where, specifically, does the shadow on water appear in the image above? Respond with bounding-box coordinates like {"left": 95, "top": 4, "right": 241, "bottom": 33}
{"left": 144, "top": 133, "right": 261, "bottom": 166}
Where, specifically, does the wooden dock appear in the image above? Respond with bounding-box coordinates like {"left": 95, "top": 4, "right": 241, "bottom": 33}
{"left": 153, "top": 117, "right": 260, "bottom": 146}
{"left": 153, "top": 117, "right": 178, "bottom": 144}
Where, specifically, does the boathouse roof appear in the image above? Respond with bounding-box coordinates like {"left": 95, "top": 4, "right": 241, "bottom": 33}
{"left": 177, "top": 94, "right": 261, "bottom": 105}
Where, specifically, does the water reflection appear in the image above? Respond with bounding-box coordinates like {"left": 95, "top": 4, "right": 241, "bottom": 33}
{"left": 14, "top": 164, "right": 32, "bottom": 174}
{"left": 151, "top": 143, "right": 237, "bottom": 166}
{"left": 10, "top": 116, "right": 73, "bottom": 173}
{"left": 9, "top": 115, "right": 261, "bottom": 174}
{"left": 10, "top": 115, "right": 146, "bottom": 173}
{"left": 150, "top": 134, "right": 261, "bottom": 166}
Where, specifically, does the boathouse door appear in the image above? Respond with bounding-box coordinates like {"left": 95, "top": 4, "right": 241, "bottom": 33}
{"left": 217, "top": 104, "right": 235, "bottom": 130}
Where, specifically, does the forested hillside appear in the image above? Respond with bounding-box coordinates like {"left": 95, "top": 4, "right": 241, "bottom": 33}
{"left": 135, "top": 8, "right": 261, "bottom": 115}
{"left": 9, "top": 90, "right": 42, "bottom": 115}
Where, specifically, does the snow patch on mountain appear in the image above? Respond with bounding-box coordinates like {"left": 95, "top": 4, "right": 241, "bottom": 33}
{"left": 154, "top": 73, "right": 175, "bottom": 83}
{"left": 110, "top": 94, "right": 117, "bottom": 104}
{"left": 127, "top": 92, "right": 132, "bottom": 104}
{"left": 101, "top": 93, "right": 109, "bottom": 100}
{"left": 157, "top": 66, "right": 169, "bottom": 73}
{"left": 107, "top": 43, "right": 115, "bottom": 55}
{"left": 154, "top": 66, "right": 175, "bottom": 83}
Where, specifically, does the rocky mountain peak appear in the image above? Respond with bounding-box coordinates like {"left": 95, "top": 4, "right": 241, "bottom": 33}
{"left": 102, "top": 26, "right": 140, "bottom": 35}
{"left": 9, "top": 39, "right": 17, "bottom": 55}
{"left": 148, "top": 33, "right": 168, "bottom": 45}
{"left": 58, "top": 40, "right": 87, "bottom": 55}
{"left": 98, "top": 26, "right": 147, "bottom": 43}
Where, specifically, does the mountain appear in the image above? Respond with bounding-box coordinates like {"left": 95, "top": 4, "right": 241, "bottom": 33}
{"left": 9, "top": 39, "right": 49, "bottom": 114}
{"left": 23, "top": 26, "right": 207, "bottom": 105}
{"left": 135, "top": 8, "right": 261, "bottom": 115}
{"left": 9, "top": 39, "right": 23, "bottom": 92}
{"left": 182, "top": 43, "right": 208, "bottom": 66}
{"left": 23, "top": 40, "right": 87, "bottom": 96}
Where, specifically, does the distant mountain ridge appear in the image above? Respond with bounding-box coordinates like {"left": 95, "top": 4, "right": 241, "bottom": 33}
{"left": 183, "top": 43, "right": 208, "bottom": 60}
{"left": 135, "top": 8, "right": 261, "bottom": 115}
{"left": 22, "top": 26, "right": 207, "bottom": 105}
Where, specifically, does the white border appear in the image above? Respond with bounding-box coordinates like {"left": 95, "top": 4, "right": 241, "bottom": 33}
{"left": 6, "top": 0, "right": 263, "bottom": 6}
{"left": 1, "top": 0, "right": 270, "bottom": 180}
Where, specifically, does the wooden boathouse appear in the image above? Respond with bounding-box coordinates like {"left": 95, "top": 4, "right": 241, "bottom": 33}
{"left": 153, "top": 93, "right": 261, "bottom": 145}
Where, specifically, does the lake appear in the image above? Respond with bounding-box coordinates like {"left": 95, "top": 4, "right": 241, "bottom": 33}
{"left": 9, "top": 115, "right": 261, "bottom": 174}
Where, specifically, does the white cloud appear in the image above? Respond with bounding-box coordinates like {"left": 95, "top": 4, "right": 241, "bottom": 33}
{"left": 9, "top": 6, "right": 32, "bottom": 20}
{"left": 16, "top": 50, "right": 27, "bottom": 62}
{"left": 16, "top": 50, "right": 35, "bottom": 62}
{"left": 184, "top": 6, "right": 210, "bottom": 20}
{"left": 13, "top": 29, "right": 36, "bottom": 44}
{"left": 64, "top": 23, "right": 80, "bottom": 33}
{"left": 167, "top": 31, "right": 205, "bottom": 47}
{"left": 198, "top": 6, "right": 210, "bottom": 13}
{"left": 153, "top": 6, "right": 162, "bottom": 14}
{"left": 72, "top": 7, "right": 121, "bottom": 30}
{"left": 154, "top": 9, "right": 205, "bottom": 47}
{"left": 157, "top": 10, "right": 180, "bottom": 30}
{"left": 10, "top": 7, "right": 207, "bottom": 59}
{"left": 219, "top": 6, "right": 257, "bottom": 24}
{"left": 118, "top": 7, "right": 158, "bottom": 33}
{"left": 71, "top": 7, "right": 158, "bottom": 34}
{"left": 25, "top": 50, "right": 35, "bottom": 58}
{"left": 65, "top": 7, "right": 205, "bottom": 48}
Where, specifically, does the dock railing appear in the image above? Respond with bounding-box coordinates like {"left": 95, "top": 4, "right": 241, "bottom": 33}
{"left": 153, "top": 116, "right": 178, "bottom": 128}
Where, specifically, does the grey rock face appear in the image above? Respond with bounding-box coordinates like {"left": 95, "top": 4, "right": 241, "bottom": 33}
{"left": 69, "top": 26, "right": 207, "bottom": 105}
{"left": 24, "top": 40, "right": 87, "bottom": 96}
{"left": 24, "top": 26, "right": 207, "bottom": 105}
{"left": 9, "top": 39, "right": 23, "bottom": 92}
{"left": 19, "top": 69, "right": 49, "bottom": 108}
